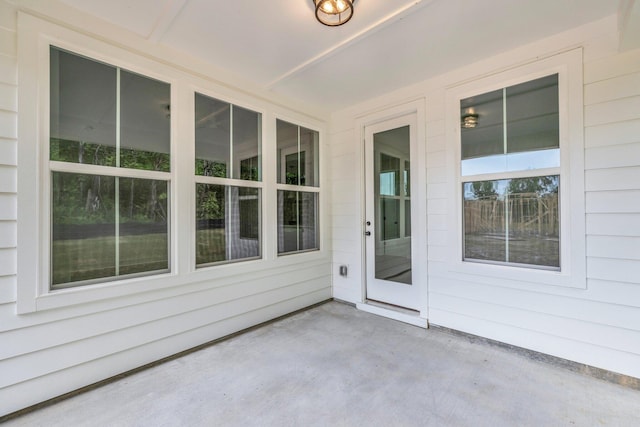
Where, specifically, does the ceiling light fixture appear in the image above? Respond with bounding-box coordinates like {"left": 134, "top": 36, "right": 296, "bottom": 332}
{"left": 313, "top": 0, "right": 355, "bottom": 27}
{"left": 461, "top": 113, "right": 479, "bottom": 129}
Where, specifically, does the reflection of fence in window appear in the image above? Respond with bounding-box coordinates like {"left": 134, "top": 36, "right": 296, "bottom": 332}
{"left": 464, "top": 194, "right": 558, "bottom": 238}
{"left": 464, "top": 190, "right": 560, "bottom": 268}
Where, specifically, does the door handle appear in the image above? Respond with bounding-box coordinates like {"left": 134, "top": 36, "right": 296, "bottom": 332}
{"left": 364, "top": 231, "right": 371, "bottom": 236}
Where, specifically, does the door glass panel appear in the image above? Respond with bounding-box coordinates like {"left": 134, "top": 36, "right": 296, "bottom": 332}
{"left": 373, "top": 126, "right": 412, "bottom": 285}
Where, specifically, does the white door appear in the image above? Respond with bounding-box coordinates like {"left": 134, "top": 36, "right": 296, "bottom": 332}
{"left": 364, "top": 114, "right": 420, "bottom": 310}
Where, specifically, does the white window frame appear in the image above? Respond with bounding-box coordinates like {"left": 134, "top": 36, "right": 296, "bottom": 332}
{"left": 16, "top": 14, "right": 330, "bottom": 314}
{"left": 192, "top": 89, "right": 266, "bottom": 269}
{"left": 17, "top": 15, "right": 181, "bottom": 313}
{"left": 275, "top": 117, "right": 322, "bottom": 256}
{"left": 48, "top": 47, "right": 173, "bottom": 289}
{"left": 445, "top": 48, "right": 586, "bottom": 289}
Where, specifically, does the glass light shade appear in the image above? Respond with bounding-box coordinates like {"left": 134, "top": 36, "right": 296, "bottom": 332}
{"left": 314, "top": 0, "right": 355, "bottom": 26}
{"left": 461, "top": 114, "right": 479, "bottom": 129}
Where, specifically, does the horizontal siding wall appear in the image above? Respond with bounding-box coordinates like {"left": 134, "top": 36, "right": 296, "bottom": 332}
{"left": 330, "top": 127, "right": 362, "bottom": 303}
{"left": 0, "top": 1, "right": 17, "bottom": 306}
{"left": 0, "top": 4, "right": 331, "bottom": 417}
{"left": 329, "top": 16, "right": 640, "bottom": 379}
{"left": 425, "top": 34, "right": 640, "bottom": 378}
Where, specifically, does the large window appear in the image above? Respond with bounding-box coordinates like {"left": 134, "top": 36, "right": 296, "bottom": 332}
{"left": 49, "top": 47, "right": 171, "bottom": 289}
{"left": 276, "top": 119, "right": 319, "bottom": 254}
{"left": 195, "top": 93, "right": 262, "bottom": 267}
{"left": 460, "top": 74, "right": 560, "bottom": 269}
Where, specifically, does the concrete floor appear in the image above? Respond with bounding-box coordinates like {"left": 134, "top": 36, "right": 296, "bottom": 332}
{"left": 6, "top": 301, "right": 640, "bottom": 426}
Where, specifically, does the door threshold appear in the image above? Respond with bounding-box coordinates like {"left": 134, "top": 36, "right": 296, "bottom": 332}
{"left": 356, "top": 300, "right": 427, "bottom": 328}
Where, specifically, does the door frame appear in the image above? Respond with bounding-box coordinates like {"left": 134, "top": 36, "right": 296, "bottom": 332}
{"left": 355, "top": 99, "right": 429, "bottom": 322}
{"left": 364, "top": 115, "right": 418, "bottom": 309}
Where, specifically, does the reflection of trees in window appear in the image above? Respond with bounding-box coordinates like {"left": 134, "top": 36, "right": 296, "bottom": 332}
{"left": 195, "top": 159, "right": 227, "bottom": 178}
{"left": 49, "top": 46, "right": 171, "bottom": 288}
{"left": 51, "top": 173, "right": 169, "bottom": 286}
{"left": 284, "top": 152, "right": 306, "bottom": 185}
{"left": 50, "top": 138, "right": 116, "bottom": 166}
{"left": 468, "top": 181, "right": 499, "bottom": 199}
{"left": 195, "top": 184, "right": 260, "bottom": 266}
{"left": 195, "top": 184, "right": 226, "bottom": 265}
{"left": 240, "top": 156, "right": 259, "bottom": 181}
{"left": 194, "top": 94, "right": 262, "bottom": 267}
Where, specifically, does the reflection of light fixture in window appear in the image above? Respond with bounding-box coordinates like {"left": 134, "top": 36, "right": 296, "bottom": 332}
{"left": 461, "top": 113, "right": 478, "bottom": 129}
{"left": 313, "top": 0, "right": 355, "bottom": 26}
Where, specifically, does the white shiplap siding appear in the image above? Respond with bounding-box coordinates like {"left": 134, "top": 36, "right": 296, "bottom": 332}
{"left": 329, "top": 16, "right": 640, "bottom": 380}
{"left": 0, "top": 1, "right": 17, "bottom": 307}
{"left": 0, "top": 3, "right": 331, "bottom": 417}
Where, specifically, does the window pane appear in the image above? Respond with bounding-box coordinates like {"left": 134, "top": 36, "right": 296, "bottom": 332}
{"left": 239, "top": 187, "right": 260, "bottom": 240}
{"left": 379, "top": 153, "right": 400, "bottom": 196}
{"left": 381, "top": 198, "right": 400, "bottom": 240}
{"left": 463, "top": 180, "right": 507, "bottom": 262}
{"left": 463, "top": 176, "right": 560, "bottom": 269}
{"left": 277, "top": 120, "right": 299, "bottom": 185}
{"left": 277, "top": 120, "right": 319, "bottom": 187}
{"left": 51, "top": 172, "right": 116, "bottom": 286}
{"left": 50, "top": 47, "right": 117, "bottom": 166}
{"left": 460, "top": 74, "right": 559, "bottom": 176}
{"left": 196, "top": 184, "right": 261, "bottom": 266}
{"left": 506, "top": 74, "right": 559, "bottom": 154}
{"left": 196, "top": 184, "right": 226, "bottom": 265}
{"left": 233, "top": 106, "right": 261, "bottom": 181}
{"left": 299, "top": 192, "right": 318, "bottom": 250}
{"left": 277, "top": 191, "right": 318, "bottom": 254}
{"left": 299, "top": 126, "right": 319, "bottom": 187}
{"left": 461, "top": 88, "right": 504, "bottom": 160}
{"left": 195, "top": 94, "right": 230, "bottom": 177}
{"left": 119, "top": 178, "right": 169, "bottom": 275}
{"left": 229, "top": 186, "right": 260, "bottom": 259}
{"left": 285, "top": 152, "right": 300, "bottom": 185}
{"left": 120, "top": 71, "right": 171, "bottom": 172}
{"left": 507, "top": 176, "right": 559, "bottom": 267}
{"left": 51, "top": 173, "right": 171, "bottom": 288}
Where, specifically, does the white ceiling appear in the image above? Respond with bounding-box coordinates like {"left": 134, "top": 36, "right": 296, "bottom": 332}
{"left": 56, "top": 0, "right": 619, "bottom": 112}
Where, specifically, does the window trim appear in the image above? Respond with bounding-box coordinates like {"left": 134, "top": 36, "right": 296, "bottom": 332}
{"left": 17, "top": 15, "right": 183, "bottom": 313}
{"left": 275, "top": 117, "right": 322, "bottom": 256}
{"left": 48, "top": 48, "right": 174, "bottom": 290}
{"left": 446, "top": 48, "right": 586, "bottom": 289}
{"left": 15, "top": 13, "right": 328, "bottom": 314}
{"left": 191, "top": 88, "right": 267, "bottom": 270}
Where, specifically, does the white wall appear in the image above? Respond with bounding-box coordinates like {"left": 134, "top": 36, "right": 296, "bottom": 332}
{"left": 0, "top": 2, "right": 331, "bottom": 417}
{"left": 330, "top": 15, "right": 640, "bottom": 379}
{"left": 0, "top": 2, "right": 18, "bottom": 308}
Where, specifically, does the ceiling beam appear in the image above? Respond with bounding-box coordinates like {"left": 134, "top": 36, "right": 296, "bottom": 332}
{"left": 147, "top": 0, "right": 189, "bottom": 43}
{"left": 266, "top": 0, "right": 433, "bottom": 90}
{"left": 619, "top": 0, "right": 640, "bottom": 51}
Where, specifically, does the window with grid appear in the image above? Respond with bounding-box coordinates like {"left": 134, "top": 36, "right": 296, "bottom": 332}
{"left": 276, "top": 119, "right": 320, "bottom": 254}
{"left": 194, "top": 93, "right": 262, "bottom": 267}
{"left": 460, "top": 74, "right": 560, "bottom": 270}
{"left": 49, "top": 46, "right": 171, "bottom": 289}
